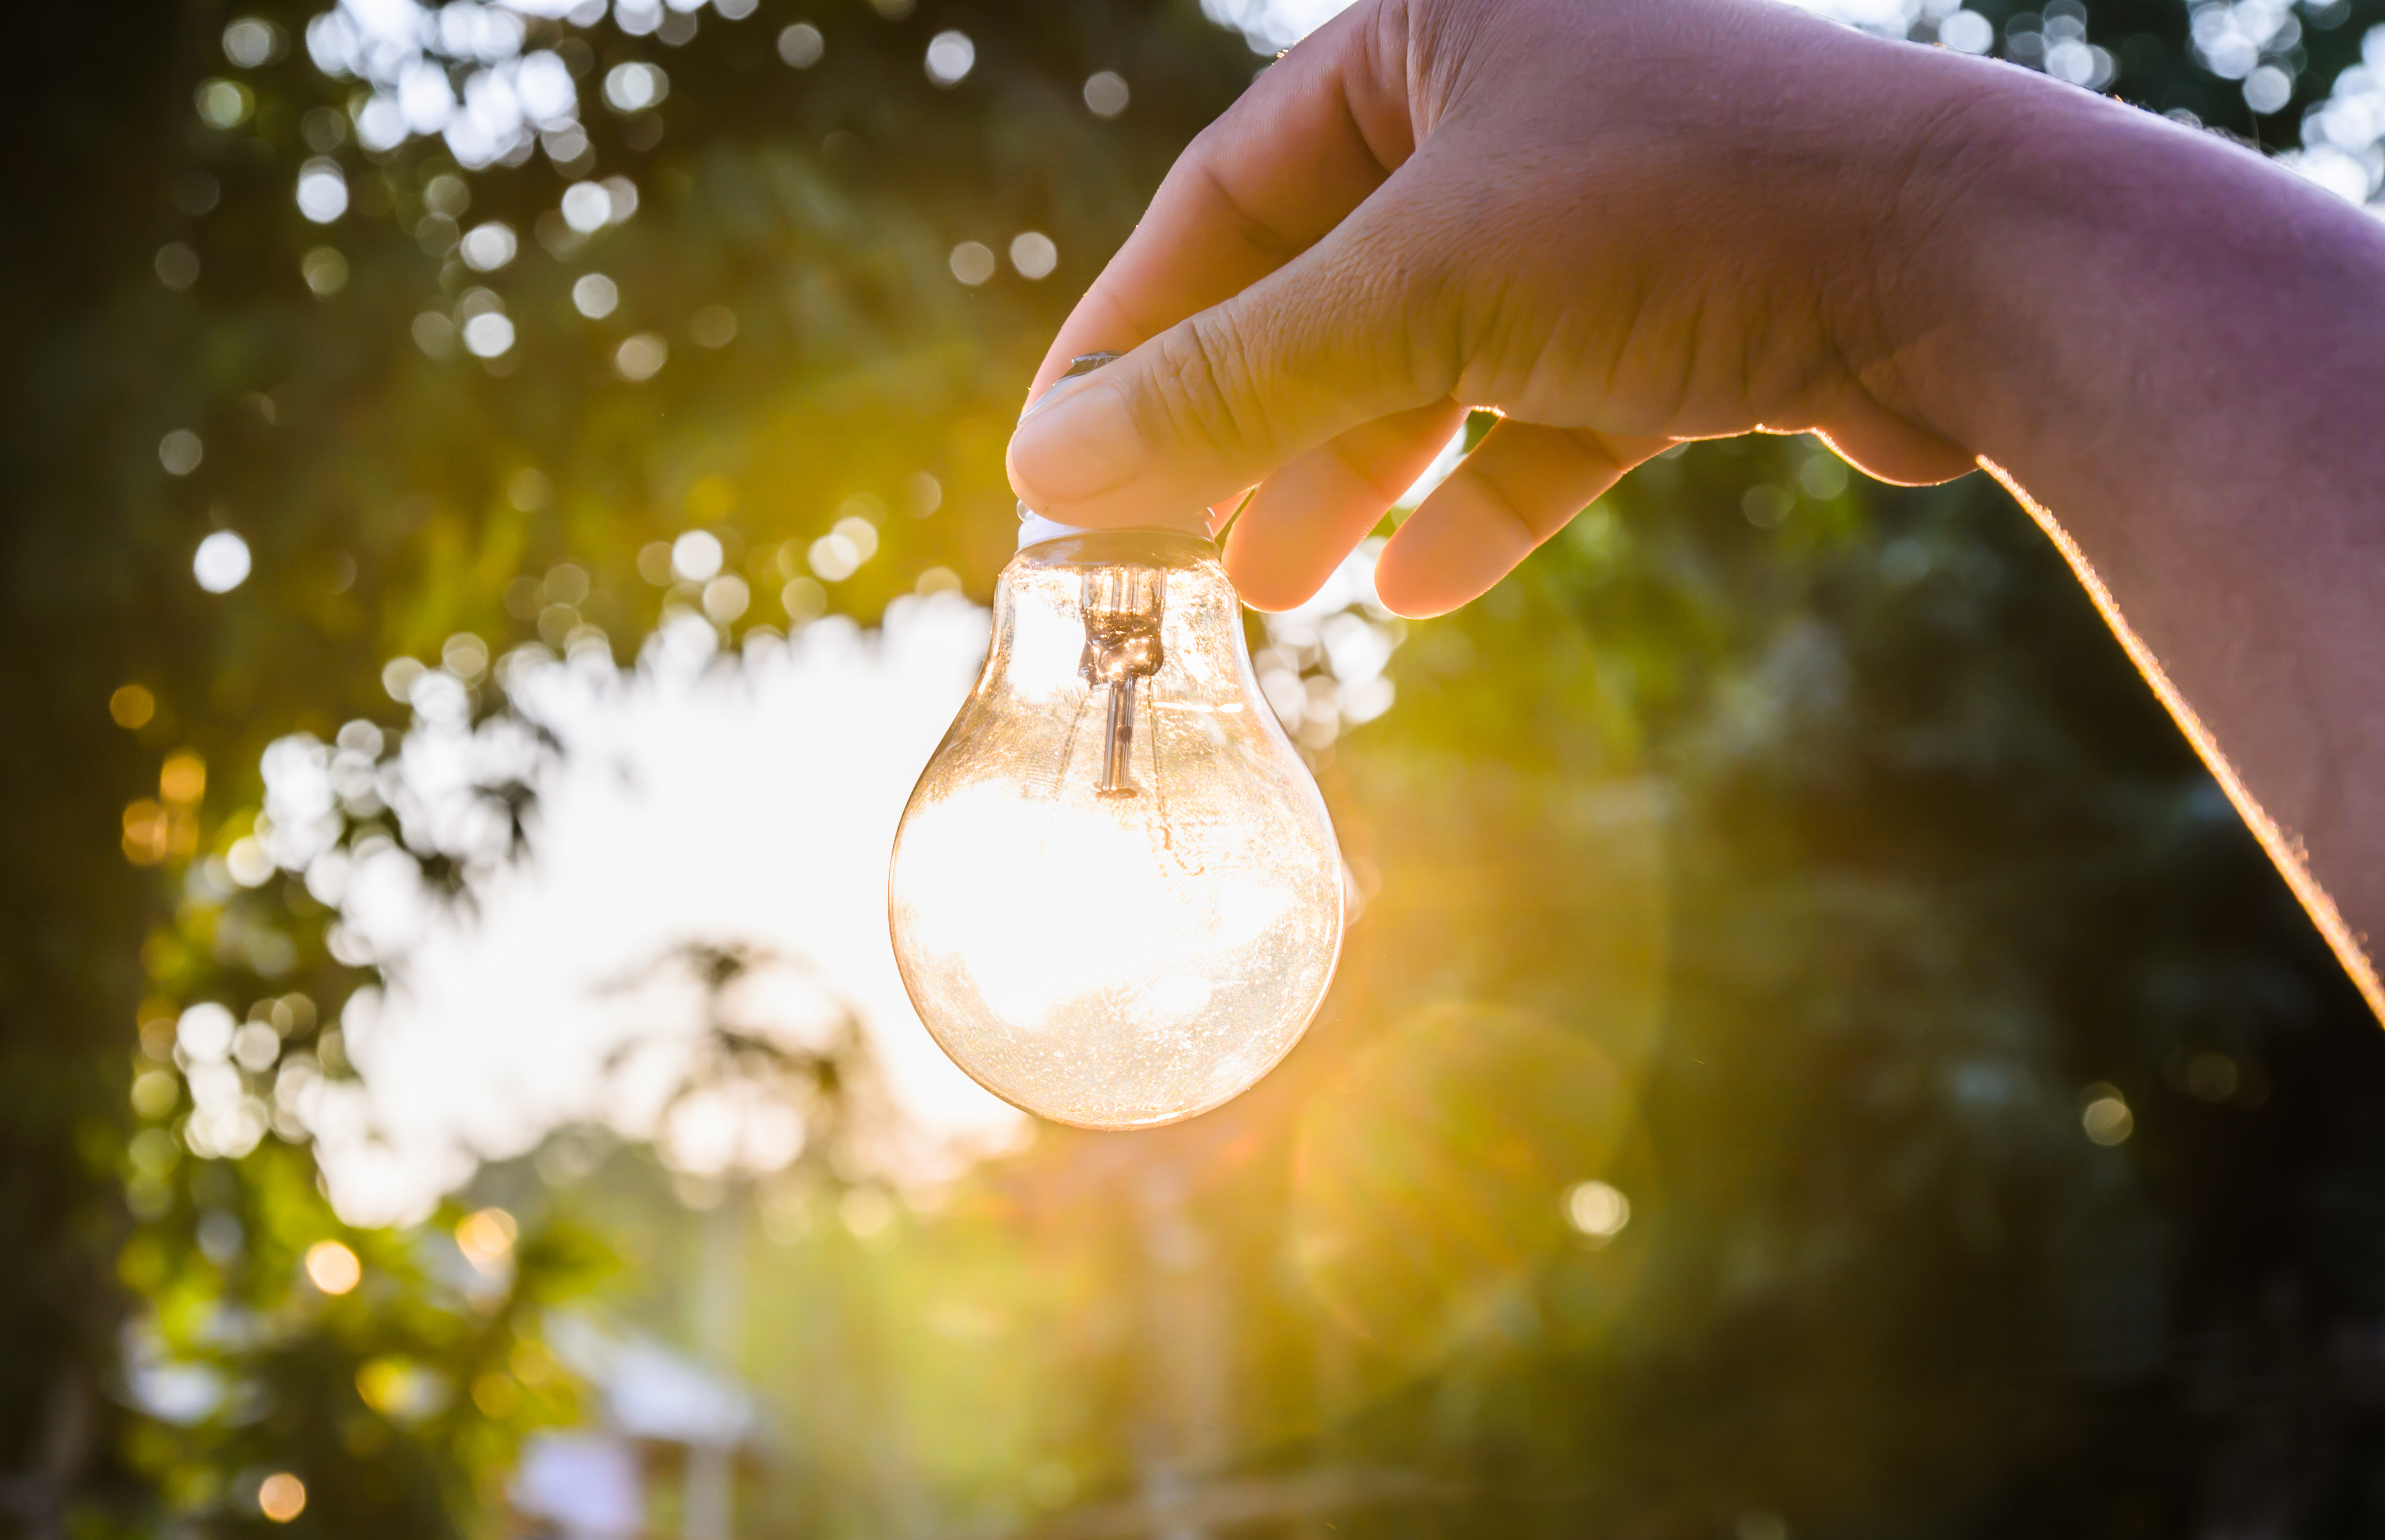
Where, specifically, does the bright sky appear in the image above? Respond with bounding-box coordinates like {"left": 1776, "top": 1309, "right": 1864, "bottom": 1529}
{"left": 306, "top": 599, "right": 1026, "bottom": 1226}
{"left": 282, "top": 524, "right": 1399, "bottom": 1227}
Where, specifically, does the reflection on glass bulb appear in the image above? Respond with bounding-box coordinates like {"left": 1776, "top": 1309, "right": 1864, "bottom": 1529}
{"left": 889, "top": 530, "right": 1343, "bottom": 1129}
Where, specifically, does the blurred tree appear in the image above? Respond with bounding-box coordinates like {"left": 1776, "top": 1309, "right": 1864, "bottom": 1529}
{"left": 2, "top": 0, "right": 1255, "bottom": 1530}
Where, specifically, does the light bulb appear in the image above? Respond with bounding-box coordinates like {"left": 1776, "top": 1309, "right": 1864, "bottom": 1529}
{"left": 889, "top": 527, "right": 1344, "bottom": 1130}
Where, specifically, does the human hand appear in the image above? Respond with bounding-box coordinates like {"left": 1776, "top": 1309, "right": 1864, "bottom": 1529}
{"left": 1004, "top": 0, "right": 2003, "bottom": 615}
{"left": 1011, "top": 0, "right": 2385, "bottom": 1022}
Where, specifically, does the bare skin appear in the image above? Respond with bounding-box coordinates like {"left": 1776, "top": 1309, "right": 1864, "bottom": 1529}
{"left": 1002, "top": 0, "right": 2385, "bottom": 1018}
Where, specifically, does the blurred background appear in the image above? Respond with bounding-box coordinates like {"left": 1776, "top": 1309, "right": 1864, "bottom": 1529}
{"left": 9, "top": 0, "right": 2385, "bottom": 1534}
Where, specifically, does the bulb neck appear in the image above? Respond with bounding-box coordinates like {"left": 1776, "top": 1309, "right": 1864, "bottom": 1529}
{"left": 1016, "top": 503, "right": 1212, "bottom": 551}
{"left": 1014, "top": 353, "right": 1213, "bottom": 549}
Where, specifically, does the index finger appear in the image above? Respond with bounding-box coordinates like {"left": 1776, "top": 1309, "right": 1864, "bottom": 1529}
{"left": 1026, "top": 1, "right": 1421, "bottom": 403}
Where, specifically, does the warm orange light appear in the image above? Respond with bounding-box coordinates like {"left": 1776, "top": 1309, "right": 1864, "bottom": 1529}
{"left": 304, "top": 1239, "right": 361, "bottom": 1295}
{"left": 257, "top": 1473, "right": 306, "bottom": 1522}
{"left": 455, "top": 1207, "right": 517, "bottom": 1273}
{"left": 121, "top": 801, "right": 169, "bottom": 865}
{"left": 159, "top": 751, "right": 206, "bottom": 805}
{"left": 109, "top": 684, "right": 155, "bottom": 729}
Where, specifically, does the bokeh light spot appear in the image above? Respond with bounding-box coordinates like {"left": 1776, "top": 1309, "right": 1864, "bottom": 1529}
{"left": 296, "top": 158, "right": 349, "bottom": 224}
{"left": 424, "top": 172, "right": 468, "bottom": 219}
{"left": 689, "top": 303, "right": 737, "bottom": 348}
{"left": 160, "top": 751, "right": 206, "bottom": 805}
{"left": 159, "top": 430, "right": 203, "bottom": 477}
{"left": 778, "top": 22, "right": 823, "bottom": 66}
{"left": 562, "top": 181, "right": 613, "bottom": 233}
{"left": 948, "top": 241, "right": 996, "bottom": 286}
{"left": 614, "top": 332, "right": 667, "bottom": 381}
{"left": 1798, "top": 450, "right": 1850, "bottom": 499}
{"left": 543, "top": 563, "right": 588, "bottom": 605}
{"left": 672, "top": 529, "right": 724, "bottom": 582}
{"left": 463, "top": 312, "right": 516, "bottom": 359}
{"left": 226, "top": 836, "right": 276, "bottom": 889}
{"left": 131, "top": 1070, "right": 179, "bottom": 1120}
{"left": 2081, "top": 1084, "right": 2134, "bottom": 1145}
{"left": 257, "top": 1473, "right": 306, "bottom": 1523}
{"left": 382, "top": 657, "right": 425, "bottom": 700}
{"left": 443, "top": 631, "right": 490, "bottom": 681}
{"left": 781, "top": 576, "right": 828, "bottom": 622}
{"left": 925, "top": 31, "right": 975, "bottom": 85}
{"left": 196, "top": 78, "right": 253, "bottom": 129}
{"left": 808, "top": 522, "right": 871, "bottom": 582}
{"left": 573, "top": 272, "right": 619, "bottom": 318}
{"left": 1938, "top": 9, "right": 1993, "bottom": 50}
{"left": 603, "top": 62, "right": 669, "bottom": 112}
{"left": 193, "top": 531, "right": 252, "bottom": 593}
{"left": 1010, "top": 231, "right": 1058, "bottom": 279}
{"left": 703, "top": 574, "right": 750, "bottom": 622}
{"left": 230, "top": 1020, "right": 279, "bottom": 1072}
{"left": 2187, "top": 1051, "right": 2241, "bottom": 1102}
{"left": 472, "top": 1372, "right": 519, "bottom": 1417}
{"left": 178, "top": 1002, "right": 235, "bottom": 1061}
{"left": 222, "top": 18, "right": 283, "bottom": 67}
{"left": 455, "top": 1207, "right": 517, "bottom": 1273}
{"left": 172, "top": 171, "right": 220, "bottom": 217}
{"left": 1563, "top": 1179, "right": 1632, "bottom": 1242}
{"left": 1742, "top": 484, "right": 1794, "bottom": 527}
{"left": 305, "top": 1239, "right": 361, "bottom": 1295}
{"left": 355, "top": 1358, "right": 447, "bottom": 1420}
{"left": 460, "top": 221, "right": 517, "bottom": 271}
{"left": 301, "top": 105, "right": 348, "bottom": 152}
{"left": 413, "top": 312, "right": 457, "bottom": 358}
{"left": 300, "top": 246, "right": 349, "bottom": 296}
{"left": 1083, "top": 70, "right": 1130, "bottom": 117}
{"left": 904, "top": 471, "right": 943, "bottom": 516}
{"left": 110, "top": 685, "right": 156, "bottom": 729}
{"left": 2245, "top": 62, "right": 2294, "bottom": 113}
{"left": 154, "top": 243, "right": 200, "bottom": 291}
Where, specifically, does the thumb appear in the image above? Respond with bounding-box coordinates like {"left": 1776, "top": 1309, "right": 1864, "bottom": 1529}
{"left": 1005, "top": 193, "right": 1452, "bottom": 530}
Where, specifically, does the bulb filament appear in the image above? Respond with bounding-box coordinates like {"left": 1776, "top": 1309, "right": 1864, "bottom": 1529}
{"left": 1078, "top": 566, "right": 1166, "bottom": 797}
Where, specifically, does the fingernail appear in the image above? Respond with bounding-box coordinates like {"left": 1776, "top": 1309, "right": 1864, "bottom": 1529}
{"left": 1008, "top": 378, "right": 1146, "bottom": 504}
{"left": 1017, "top": 352, "right": 1125, "bottom": 424}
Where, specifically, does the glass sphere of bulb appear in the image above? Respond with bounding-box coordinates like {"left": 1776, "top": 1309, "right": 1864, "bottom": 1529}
{"left": 889, "top": 529, "right": 1343, "bottom": 1130}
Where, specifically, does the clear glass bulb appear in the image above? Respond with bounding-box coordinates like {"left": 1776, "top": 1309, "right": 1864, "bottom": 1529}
{"left": 889, "top": 529, "right": 1344, "bottom": 1130}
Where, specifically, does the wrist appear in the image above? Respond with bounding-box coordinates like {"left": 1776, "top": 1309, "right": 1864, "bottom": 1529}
{"left": 1820, "top": 51, "right": 2065, "bottom": 448}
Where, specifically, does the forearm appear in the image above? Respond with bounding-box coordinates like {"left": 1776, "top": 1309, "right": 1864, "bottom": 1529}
{"left": 1883, "top": 66, "right": 2385, "bottom": 1007}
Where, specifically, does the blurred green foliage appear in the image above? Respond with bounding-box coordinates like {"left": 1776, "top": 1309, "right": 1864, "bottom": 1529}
{"left": 9, "top": 0, "right": 2385, "bottom": 1536}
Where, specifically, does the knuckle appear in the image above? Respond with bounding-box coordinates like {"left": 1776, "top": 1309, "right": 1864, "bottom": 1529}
{"left": 1144, "top": 318, "right": 1272, "bottom": 463}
